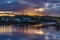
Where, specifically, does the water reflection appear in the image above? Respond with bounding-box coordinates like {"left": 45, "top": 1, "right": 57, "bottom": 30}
{"left": 20, "top": 28, "right": 44, "bottom": 35}
{"left": 0, "top": 23, "right": 58, "bottom": 40}
{"left": 0, "top": 24, "right": 45, "bottom": 35}
{"left": 0, "top": 26, "right": 12, "bottom": 33}
{"left": 0, "top": 24, "right": 45, "bottom": 40}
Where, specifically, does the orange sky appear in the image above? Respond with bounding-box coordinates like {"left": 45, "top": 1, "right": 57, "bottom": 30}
{"left": 17, "top": 7, "right": 46, "bottom": 16}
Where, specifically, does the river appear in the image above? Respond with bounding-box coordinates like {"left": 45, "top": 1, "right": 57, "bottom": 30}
{"left": 0, "top": 23, "right": 59, "bottom": 40}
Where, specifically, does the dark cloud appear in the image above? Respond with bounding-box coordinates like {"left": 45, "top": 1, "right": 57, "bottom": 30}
{"left": 0, "top": 0, "right": 28, "bottom": 11}
{"left": 46, "top": 0, "right": 60, "bottom": 3}
{"left": 20, "top": 0, "right": 60, "bottom": 3}
{"left": 0, "top": 0, "right": 60, "bottom": 11}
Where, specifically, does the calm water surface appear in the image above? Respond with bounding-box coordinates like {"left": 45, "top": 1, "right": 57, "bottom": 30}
{"left": 0, "top": 23, "right": 59, "bottom": 40}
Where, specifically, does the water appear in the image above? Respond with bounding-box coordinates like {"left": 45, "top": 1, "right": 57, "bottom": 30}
{"left": 0, "top": 23, "right": 59, "bottom": 40}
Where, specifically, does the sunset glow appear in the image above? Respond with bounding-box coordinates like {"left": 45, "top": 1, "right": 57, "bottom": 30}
{"left": 35, "top": 8, "right": 45, "bottom": 12}
{"left": 20, "top": 28, "right": 44, "bottom": 35}
{"left": 0, "top": 26, "right": 12, "bottom": 33}
{"left": 18, "top": 8, "right": 46, "bottom": 16}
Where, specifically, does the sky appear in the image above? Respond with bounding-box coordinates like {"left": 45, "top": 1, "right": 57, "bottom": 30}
{"left": 0, "top": 0, "right": 60, "bottom": 16}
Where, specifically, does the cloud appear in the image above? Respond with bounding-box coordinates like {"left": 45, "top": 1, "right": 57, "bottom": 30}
{"left": 0, "top": 0, "right": 60, "bottom": 16}
{"left": 19, "top": 0, "right": 60, "bottom": 3}
{"left": 0, "top": 0, "right": 28, "bottom": 11}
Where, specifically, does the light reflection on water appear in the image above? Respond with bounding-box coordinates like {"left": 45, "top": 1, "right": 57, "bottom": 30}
{"left": 0, "top": 24, "right": 45, "bottom": 34}
{"left": 0, "top": 24, "right": 45, "bottom": 40}
{"left": 0, "top": 24, "right": 58, "bottom": 40}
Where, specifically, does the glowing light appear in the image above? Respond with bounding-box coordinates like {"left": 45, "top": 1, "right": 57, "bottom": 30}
{"left": 25, "top": 11, "right": 44, "bottom": 16}
{"left": 35, "top": 8, "right": 45, "bottom": 12}
{"left": 24, "top": 9, "right": 40, "bottom": 16}
{"left": 38, "top": 8, "right": 45, "bottom": 12}
{"left": 0, "top": 11, "right": 13, "bottom": 13}
{"left": 34, "top": 24, "right": 44, "bottom": 28}
{"left": 21, "top": 28, "right": 44, "bottom": 35}
{"left": 45, "top": 3, "right": 50, "bottom": 7}
{"left": 35, "top": 29, "right": 44, "bottom": 35}
{"left": 0, "top": 11, "right": 15, "bottom": 16}
{"left": 20, "top": 8, "right": 46, "bottom": 16}
{"left": 0, "top": 26, "right": 12, "bottom": 33}
{"left": 0, "top": 14, "right": 15, "bottom": 16}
